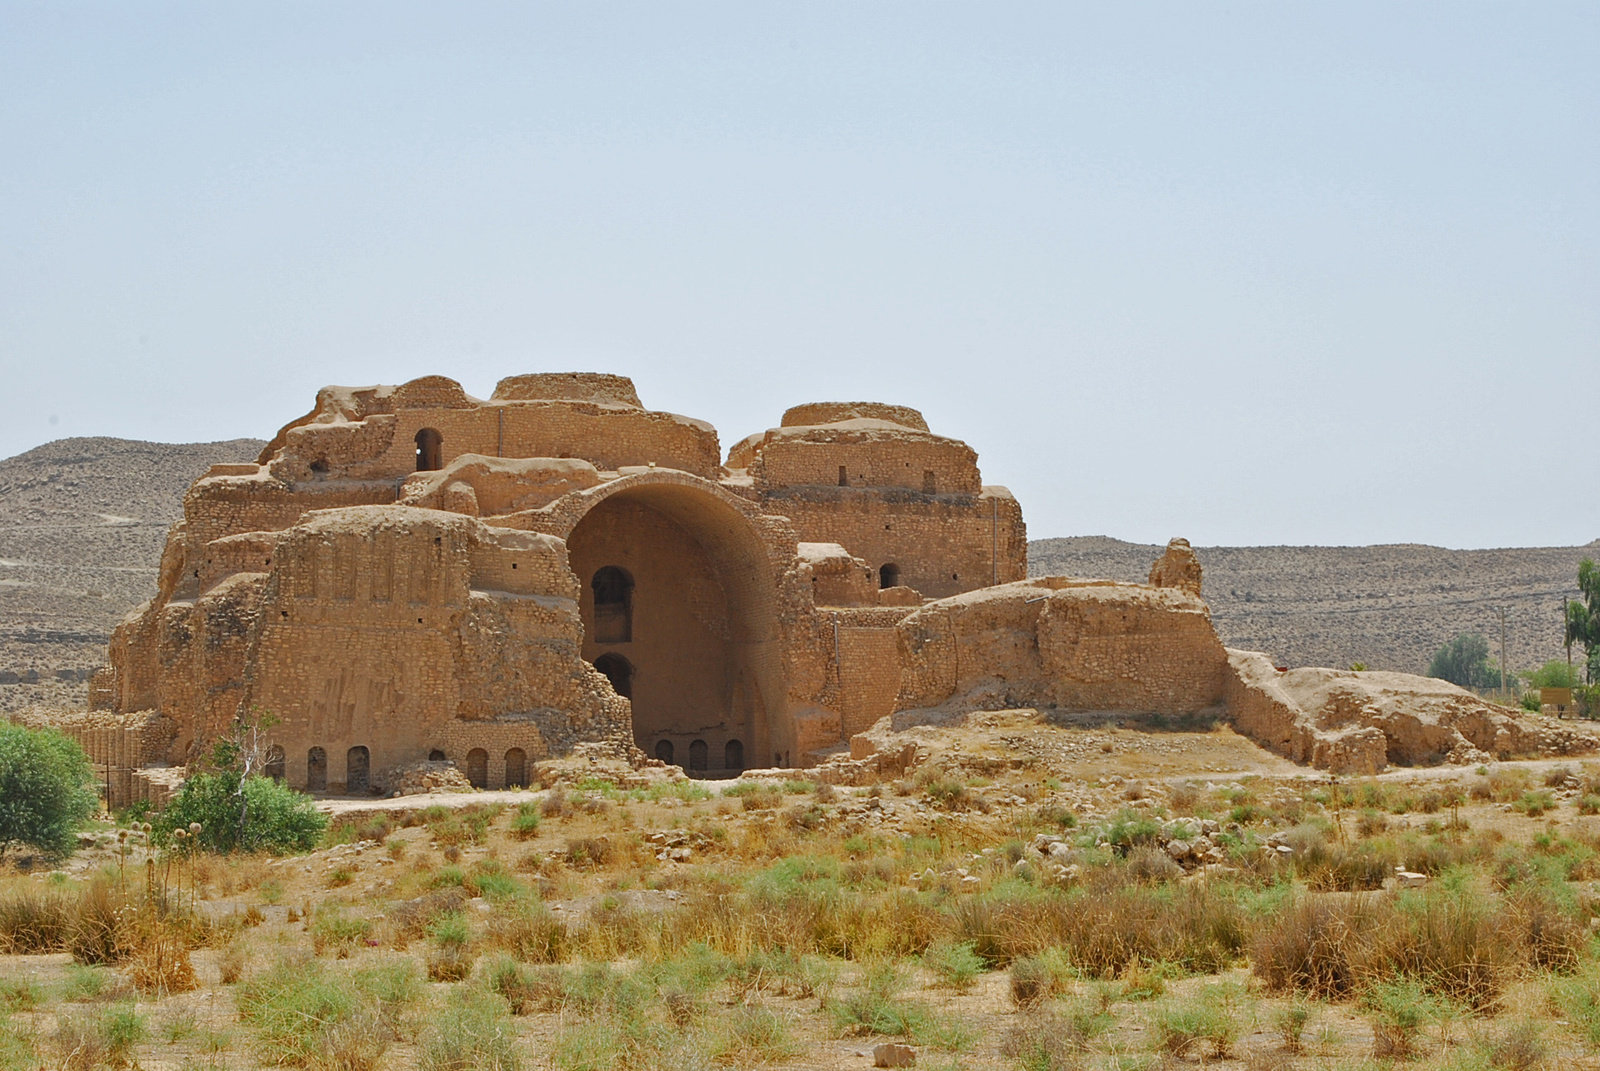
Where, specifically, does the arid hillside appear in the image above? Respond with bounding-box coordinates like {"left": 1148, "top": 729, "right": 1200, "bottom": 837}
{"left": 1032, "top": 535, "right": 1600, "bottom": 676}
{"left": 0, "top": 436, "right": 265, "bottom": 714}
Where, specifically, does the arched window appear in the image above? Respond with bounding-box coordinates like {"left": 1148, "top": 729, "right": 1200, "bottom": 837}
{"left": 466, "top": 748, "right": 488, "bottom": 788}
{"left": 307, "top": 747, "right": 327, "bottom": 792}
{"left": 922, "top": 469, "right": 937, "bottom": 494}
{"left": 346, "top": 746, "right": 370, "bottom": 794}
{"left": 689, "top": 739, "right": 708, "bottom": 772}
{"left": 593, "top": 653, "right": 633, "bottom": 699}
{"left": 428, "top": 749, "right": 446, "bottom": 762}
{"left": 724, "top": 739, "right": 744, "bottom": 771}
{"left": 591, "top": 566, "right": 633, "bottom": 643}
{"left": 879, "top": 563, "right": 901, "bottom": 589}
{"left": 655, "top": 739, "right": 675, "bottom": 764}
{"left": 505, "top": 748, "right": 527, "bottom": 788}
{"left": 264, "top": 745, "right": 286, "bottom": 782}
{"left": 414, "top": 427, "right": 443, "bottom": 471}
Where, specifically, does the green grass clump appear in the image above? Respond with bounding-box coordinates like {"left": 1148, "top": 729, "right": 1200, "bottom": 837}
{"left": 309, "top": 907, "right": 373, "bottom": 958}
{"left": 1147, "top": 982, "right": 1244, "bottom": 1060}
{"left": 53, "top": 1002, "right": 145, "bottom": 1071}
{"left": 236, "top": 957, "right": 388, "bottom": 1068}
{"left": 922, "top": 939, "right": 985, "bottom": 992}
{"left": 510, "top": 802, "right": 542, "bottom": 839}
{"left": 419, "top": 988, "right": 523, "bottom": 1071}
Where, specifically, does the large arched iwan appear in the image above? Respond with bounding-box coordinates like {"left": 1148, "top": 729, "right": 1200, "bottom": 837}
{"left": 565, "top": 480, "right": 784, "bottom": 770}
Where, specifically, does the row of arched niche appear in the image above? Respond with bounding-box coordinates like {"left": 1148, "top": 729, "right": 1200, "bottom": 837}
{"left": 655, "top": 738, "right": 743, "bottom": 772}
{"left": 265, "top": 745, "right": 534, "bottom": 794}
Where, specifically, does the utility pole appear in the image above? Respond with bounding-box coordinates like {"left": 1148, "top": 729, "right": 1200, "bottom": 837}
{"left": 1499, "top": 606, "right": 1508, "bottom": 697}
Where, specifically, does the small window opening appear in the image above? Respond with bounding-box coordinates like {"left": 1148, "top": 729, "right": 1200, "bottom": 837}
{"left": 724, "top": 739, "right": 744, "bottom": 771}
{"left": 310, "top": 458, "right": 329, "bottom": 475}
{"left": 594, "top": 652, "right": 634, "bottom": 699}
{"left": 414, "top": 427, "right": 443, "bottom": 471}
{"left": 591, "top": 566, "right": 634, "bottom": 643}
{"left": 879, "top": 563, "right": 901, "bottom": 589}
{"left": 428, "top": 749, "right": 446, "bottom": 762}
{"left": 689, "top": 739, "right": 708, "bottom": 771}
{"left": 307, "top": 747, "right": 327, "bottom": 792}
{"left": 655, "top": 739, "right": 675, "bottom": 764}
{"left": 465, "top": 748, "right": 488, "bottom": 788}
{"left": 922, "top": 470, "right": 936, "bottom": 494}
{"left": 346, "top": 746, "right": 370, "bottom": 794}
{"left": 838, "top": 465, "right": 848, "bottom": 487}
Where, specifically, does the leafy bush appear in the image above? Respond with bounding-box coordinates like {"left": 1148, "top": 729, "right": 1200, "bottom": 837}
{"left": 155, "top": 771, "right": 325, "bottom": 854}
{"left": 0, "top": 722, "right": 97, "bottom": 858}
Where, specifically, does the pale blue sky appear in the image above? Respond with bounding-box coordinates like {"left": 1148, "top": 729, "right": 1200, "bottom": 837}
{"left": 2, "top": 3, "right": 1595, "bottom": 547}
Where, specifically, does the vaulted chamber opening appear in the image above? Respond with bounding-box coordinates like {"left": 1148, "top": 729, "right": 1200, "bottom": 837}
{"left": 566, "top": 482, "right": 781, "bottom": 776}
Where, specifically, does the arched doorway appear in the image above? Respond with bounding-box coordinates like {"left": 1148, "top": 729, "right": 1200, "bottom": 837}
{"left": 724, "top": 739, "right": 743, "bottom": 771}
{"left": 505, "top": 748, "right": 527, "bottom": 788}
{"left": 466, "top": 748, "right": 488, "bottom": 788}
{"left": 346, "top": 746, "right": 370, "bottom": 794}
{"left": 415, "top": 428, "right": 443, "bottom": 471}
{"left": 565, "top": 480, "right": 783, "bottom": 764}
{"left": 264, "top": 745, "right": 286, "bottom": 782}
{"left": 428, "top": 749, "right": 446, "bottom": 761}
{"left": 655, "top": 739, "right": 674, "bottom": 764}
{"left": 593, "top": 653, "right": 633, "bottom": 699}
{"left": 879, "top": 563, "right": 901, "bottom": 589}
{"left": 307, "top": 747, "right": 327, "bottom": 791}
{"left": 689, "top": 739, "right": 708, "bottom": 771}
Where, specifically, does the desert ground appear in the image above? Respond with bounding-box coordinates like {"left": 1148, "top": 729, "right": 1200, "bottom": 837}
{"left": 7, "top": 709, "right": 1600, "bottom": 1071}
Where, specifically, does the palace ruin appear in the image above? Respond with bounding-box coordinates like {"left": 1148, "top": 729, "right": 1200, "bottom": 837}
{"left": 59, "top": 372, "right": 1589, "bottom": 804}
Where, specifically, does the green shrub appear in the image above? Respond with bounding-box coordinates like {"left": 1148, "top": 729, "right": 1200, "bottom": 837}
{"left": 510, "top": 803, "right": 541, "bottom": 840}
{"left": 1148, "top": 983, "right": 1243, "bottom": 1060}
{"left": 236, "top": 957, "right": 386, "bottom": 1068}
{"left": 922, "top": 940, "right": 984, "bottom": 992}
{"left": 418, "top": 988, "right": 524, "bottom": 1071}
{"left": 1364, "top": 979, "right": 1451, "bottom": 1059}
{"left": 53, "top": 1002, "right": 145, "bottom": 1071}
{"left": 0, "top": 722, "right": 97, "bottom": 859}
{"left": 155, "top": 772, "right": 325, "bottom": 854}
{"left": 309, "top": 908, "right": 373, "bottom": 958}
{"left": 828, "top": 962, "right": 932, "bottom": 1038}
{"left": 708, "top": 1006, "right": 802, "bottom": 1066}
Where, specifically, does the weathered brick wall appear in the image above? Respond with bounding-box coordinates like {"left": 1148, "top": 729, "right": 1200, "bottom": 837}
{"left": 752, "top": 429, "right": 981, "bottom": 495}
{"left": 762, "top": 488, "right": 1026, "bottom": 599}
{"left": 896, "top": 578, "right": 1230, "bottom": 715}
{"left": 9, "top": 711, "right": 175, "bottom": 809}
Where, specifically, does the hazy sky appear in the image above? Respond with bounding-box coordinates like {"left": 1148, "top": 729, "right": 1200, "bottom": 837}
{"left": 2, "top": 3, "right": 1595, "bottom": 548}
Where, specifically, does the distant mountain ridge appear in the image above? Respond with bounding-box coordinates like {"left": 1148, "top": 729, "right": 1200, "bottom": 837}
{"left": 0, "top": 438, "right": 1592, "bottom": 715}
{"left": 1031, "top": 535, "right": 1598, "bottom": 676}
{"left": 0, "top": 437, "right": 266, "bottom": 712}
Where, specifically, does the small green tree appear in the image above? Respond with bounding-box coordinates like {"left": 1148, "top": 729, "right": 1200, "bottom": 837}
{"left": 1523, "top": 660, "right": 1583, "bottom": 690}
{"left": 1427, "top": 632, "right": 1497, "bottom": 689}
{"left": 1565, "top": 559, "right": 1600, "bottom": 685}
{"left": 154, "top": 710, "right": 324, "bottom": 854}
{"left": 0, "top": 722, "right": 98, "bottom": 858}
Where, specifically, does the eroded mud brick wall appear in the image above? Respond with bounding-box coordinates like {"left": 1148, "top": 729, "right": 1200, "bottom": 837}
{"left": 897, "top": 580, "right": 1230, "bottom": 715}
